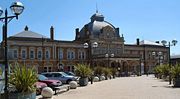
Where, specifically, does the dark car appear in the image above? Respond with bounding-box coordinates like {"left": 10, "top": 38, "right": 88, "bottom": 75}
{"left": 37, "top": 74, "right": 62, "bottom": 89}
{"left": 36, "top": 82, "right": 47, "bottom": 95}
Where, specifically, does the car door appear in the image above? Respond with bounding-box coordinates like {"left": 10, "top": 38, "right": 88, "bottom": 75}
{"left": 53, "top": 73, "right": 66, "bottom": 83}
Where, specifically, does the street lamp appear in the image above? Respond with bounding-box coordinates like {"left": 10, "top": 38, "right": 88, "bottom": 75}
{"left": 0, "top": 1, "right": 24, "bottom": 99}
{"left": 161, "top": 39, "right": 178, "bottom": 85}
{"left": 92, "top": 42, "right": 98, "bottom": 67}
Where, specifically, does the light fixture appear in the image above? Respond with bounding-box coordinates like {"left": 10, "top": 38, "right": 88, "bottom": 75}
{"left": 0, "top": 7, "right": 3, "bottom": 16}
{"left": 10, "top": 1, "right": 24, "bottom": 15}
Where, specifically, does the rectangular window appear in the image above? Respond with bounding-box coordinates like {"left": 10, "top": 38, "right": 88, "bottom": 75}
{"left": 82, "top": 52, "right": 85, "bottom": 59}
{"left": 13, "top": 50, "right": 18, "bottom": 59}
{"left": 38, "top": 51, "right": 42, "bottom": 59}
{"left": 22, "top": 50, "right": 26, "bottom": 59}
{"left": 71, "top": 52, "right": 74, "bottom": 59}
{"left": 30, "top": 50, "right": 34, "bottom": 59}
{"left": 78, "top": 52, "right": 81, "bottom": 59}
{"left": 67, "top": 52, "right": 71, "bottom": 59}
{"left": 44, "top": 67, "right": 47, "bottom": 72}
{"left": 59, "top": 51, "right": 63, "bottom": 59}
{"left": 46, "top": 51, "right": 49, "bottom": 59}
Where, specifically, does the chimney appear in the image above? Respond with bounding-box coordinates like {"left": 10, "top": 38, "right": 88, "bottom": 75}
{"left": 155, "top": 41, "right": 159, "bottom": 44}
{"left": 3, "top": 25, "right": 5, "bottom": 41}
{"left": 136, "top": 38, "right": 139, "bottom": 45}
{"left": 75, "top": 28, "right": 79, "bottom": 40}
{"left": 50, "top": 26, "right": 54, "bottom": 40}
{"left": 116, "top": 28, "right": 119, "bottom": 34}
{"left": 24, "top": 25, "right": 28, "bottom": 31}
{"left": 84, "top": 24, "right": 89, "bottom": 38}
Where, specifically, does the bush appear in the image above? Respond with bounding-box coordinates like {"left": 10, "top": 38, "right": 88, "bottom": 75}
{"left": 75, "top": 64, "right": 91, "bottom": 78}
{"left": 172, "top": 63, "right": 180, "bottom": 79}
{"left": 103, "top": 68, "right": 111, "bottom": 77}
{"left": 9, "top": 63, "right": 38, "bottom": 93}
{"left": 93, "top": 66, "right": 104, "bottom": 76}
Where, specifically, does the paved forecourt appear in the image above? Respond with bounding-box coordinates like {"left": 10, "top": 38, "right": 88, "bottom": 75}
{"left": 37, "top": 75, "right": 180, "bottom": 99}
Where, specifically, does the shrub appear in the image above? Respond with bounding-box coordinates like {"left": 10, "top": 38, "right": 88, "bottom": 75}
{"left": 103, "top": 68, "right": 111, "bottom": 77}
{"left": 75, "top": 64, "right": 91, "bottom": 78}
{"left": 9, "top": 63, "right": 38, "bottom": 93}
{"left": 93, "top": 66, "right": 104, "bottom": 76}
{"left": 172, "top": 63, "right": 180, "bottom": 79}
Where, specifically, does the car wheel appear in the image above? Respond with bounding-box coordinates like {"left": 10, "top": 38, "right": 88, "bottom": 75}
{"left": 66, "top": 79, "right": 72, "bottom": 84}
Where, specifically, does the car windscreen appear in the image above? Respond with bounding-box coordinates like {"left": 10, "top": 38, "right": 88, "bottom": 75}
{"left": 37, "top": 74, "right": 48, "bottom": 80}
{"left": 61, "top": 72, "right": 69, "bottom": 76}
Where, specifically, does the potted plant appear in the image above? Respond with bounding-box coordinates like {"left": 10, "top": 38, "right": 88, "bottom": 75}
{"left": 172, "top": 63, "right": 180, "bottom": 87}
{"left": 93, "top": 66, "right": 104, "bottom": 81}
{"left": 75, "top": 64, "right": 91, "bottom": 86}
{"left": 9, "top": 63, "right": 38, "bottom": 99}
{"left": 103, "top": 68, "right": 111, "bottom": 80}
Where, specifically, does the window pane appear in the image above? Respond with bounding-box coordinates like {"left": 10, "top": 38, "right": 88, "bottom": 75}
{"left": 22, "top": 50, "right": 26, "bottom": 59}
{"left": 30, "top": 50, "right": 34, "bottom": 59}
{"left": 38, "top": 51, "right": 42, "bottom": 59}
{"left": 59, "top": 51, "right": 63, "bottom": 59}
{"left": 44, "top": 67, "right": 47, "bottom": 72}
{"left": 14, "top": 50, "right": 18, "bottom": 59}
{"left": 82, "top": 52, "right": 85, "bottom": 59}
{"left": 67, "top": 52, "right": 71, "bottom": 59}
{"left": 71, "top": 52, "right": 74, "bottom": 59}
{"left": 48, "top": 67, "right": 52, "bottom": 72}
{"left": 46, "top": 51, "right": 49, "bottom": 59}
{"left": 78, "top": 52, "right": 81, "bottom": 59}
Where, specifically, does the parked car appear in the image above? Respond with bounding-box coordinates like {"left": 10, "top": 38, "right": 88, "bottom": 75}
{"left": 36, "top": 82, "right": 47, "bottom": 95}
{"left": 41, "top": 72, "right": 77, "bottom": 84}
{"left": 65, "top": 72, "right": 75, "bottom": 76}
{"left": 37, "top": 74, "right": 62, "bottom": 88}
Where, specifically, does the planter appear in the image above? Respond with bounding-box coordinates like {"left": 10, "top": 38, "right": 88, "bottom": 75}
{"left": 105, "top": 76, "right": 108, "bottom": 80}
{"left": 98, "top": 76, "right": 102, "bottom": 81}
{"left": 173, "top": 78, "right": 180, "bottom": 87}
{"left": 79, "top": 77, "right": 88, "bottom": 86}
{"left": 9, "top": 91, "right": 36, "bottom": 99}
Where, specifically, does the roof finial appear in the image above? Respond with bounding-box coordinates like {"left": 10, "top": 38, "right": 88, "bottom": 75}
{"left": 96, "top": 3, "right": 98, "bottom": 13}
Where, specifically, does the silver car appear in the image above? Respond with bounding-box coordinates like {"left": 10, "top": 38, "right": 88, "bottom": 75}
{"left": 41, "top": 72, "right": 77, "bottom": 84}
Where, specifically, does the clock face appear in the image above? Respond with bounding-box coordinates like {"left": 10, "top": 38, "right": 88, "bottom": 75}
{"left": 107, "top": 33, "right": 110, "bottom": 36}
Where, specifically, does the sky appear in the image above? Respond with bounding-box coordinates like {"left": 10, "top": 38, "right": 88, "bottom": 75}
{"left": 0, "top": 0, "right": 179, "bottom": 55}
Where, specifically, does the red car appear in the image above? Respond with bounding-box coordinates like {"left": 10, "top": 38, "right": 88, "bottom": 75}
{"left": 37, "top": 74, "right": 62, "bottom": 89}
{"left": 36, "top": 82, "right": 47, "bottom": 95}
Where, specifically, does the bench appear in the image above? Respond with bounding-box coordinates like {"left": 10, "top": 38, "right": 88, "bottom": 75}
{"left": 54, "top": 85, "right": 70, "bottom": 95}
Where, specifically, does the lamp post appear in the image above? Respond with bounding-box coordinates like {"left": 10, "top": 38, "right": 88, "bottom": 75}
{"left": 105, "top": 53, "right": 114, "bottom": 68}
{"left": 0, "top": 2, "right": 24, "bottom": 99}
{"left": 92, "top": 42, "right": 98, "bottom": 67}
{"left": 161, "top": 39, "right": 178, "bottom": 85}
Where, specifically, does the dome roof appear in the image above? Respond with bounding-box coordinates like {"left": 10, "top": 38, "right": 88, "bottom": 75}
{"left": 79, "top": 13, "right": 119, "bottom": 38}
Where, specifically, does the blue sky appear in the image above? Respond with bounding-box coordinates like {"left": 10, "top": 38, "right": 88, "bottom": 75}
{"left": 0, "top": 0, "right": 179, "bottom": 55}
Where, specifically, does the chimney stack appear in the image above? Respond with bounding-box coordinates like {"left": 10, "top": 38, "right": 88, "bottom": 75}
{"left": 84, "top": 24, "right": 89, "bottom": 38}
{"left": 116, "top": 28, "right": 119, "bottom": 34}
{"left": 155, "top": 41, "right": 159, "bottom": 44}
{"left": 50, "top": 26, "right": 54, "bottom": 40}
{"left": 137, "top": 38, "right": 139, "bottom": 45}
{"left": 75, "top": 28, "right": 79, "bottom": 40}
{"left": 24, "top": 25, "right": 28, "bottom": 31}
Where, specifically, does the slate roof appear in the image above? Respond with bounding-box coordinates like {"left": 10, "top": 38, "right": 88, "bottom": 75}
{"left": 10, "top": 30, "right": 49, "bottom": 39}
{"left": 140, "top": 40, "right": 162, "bottom": 46}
